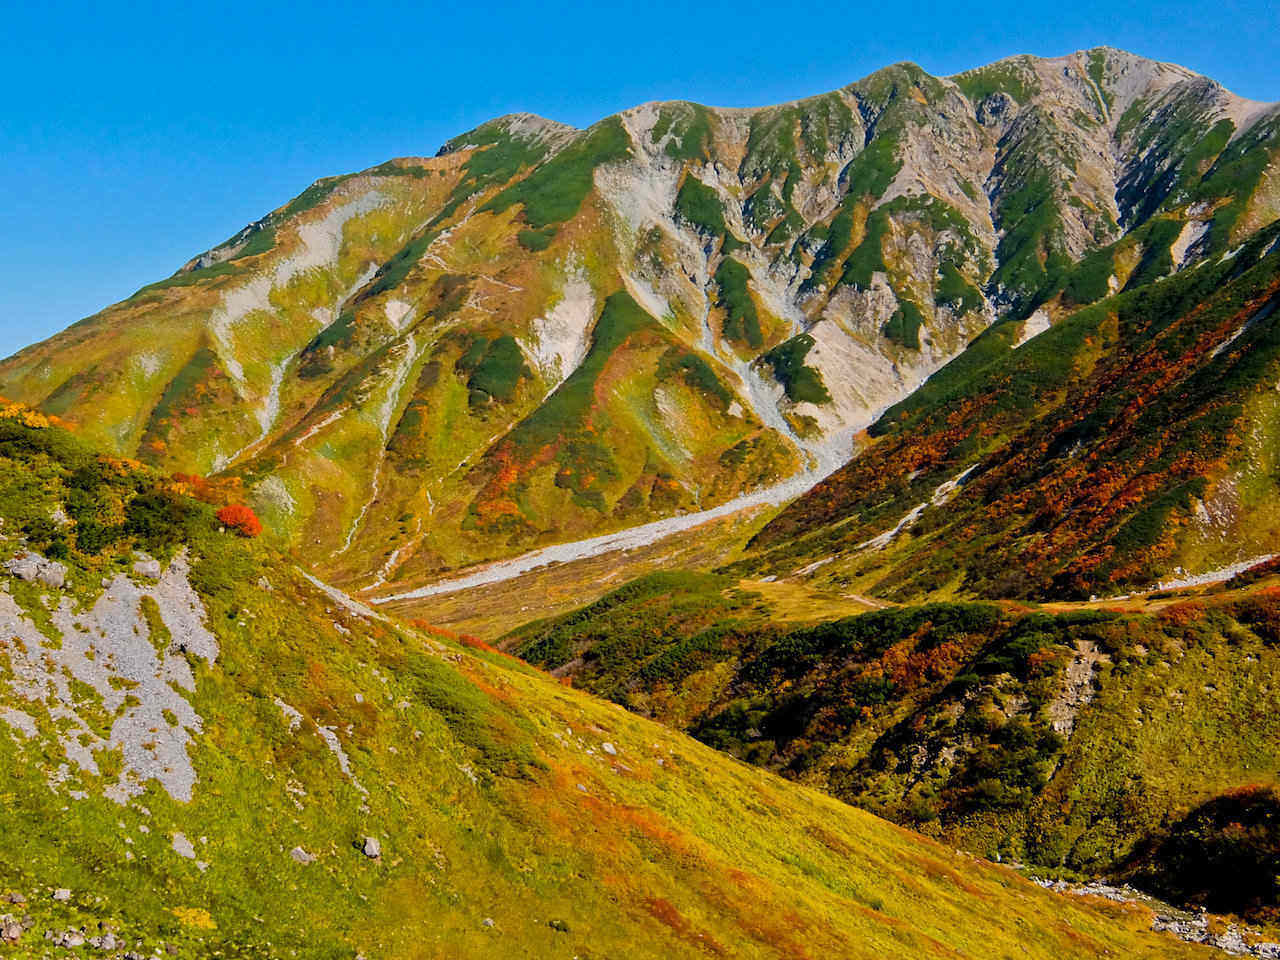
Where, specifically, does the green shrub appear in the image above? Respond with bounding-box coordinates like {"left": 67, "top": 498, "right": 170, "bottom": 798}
{"left": 761, "top": 334, "right": 831, "bottom": 405}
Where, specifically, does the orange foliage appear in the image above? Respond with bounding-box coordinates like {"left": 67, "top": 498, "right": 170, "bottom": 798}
{"left": 216, "top": 504, "right": 262, "bottom": 538}
{"left": 1159, "top": 601, "right": 1207, "bottom": 627}
{"left": 173, "top": 473, "right": 245, "bottom": 507}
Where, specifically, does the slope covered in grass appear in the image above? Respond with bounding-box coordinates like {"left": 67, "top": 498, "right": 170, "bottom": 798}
{"left": 743, "top": 222, "right": 1280, "bottom": 601}
{"left": 505, "top": 570, "right": 1280, "bottom": 923}
{"left": 0, "top": 407, "right": 1222, "bottom": 958}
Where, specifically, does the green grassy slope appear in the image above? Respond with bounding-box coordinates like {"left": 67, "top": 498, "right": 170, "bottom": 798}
{"left": 0, "top": 407, "right": 1221, "bottom": 958}
{"left": 503, "top": 572, "right": 1280, "bottom": 924}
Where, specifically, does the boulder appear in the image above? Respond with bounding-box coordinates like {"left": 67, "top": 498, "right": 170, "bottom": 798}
{"left": 132, "top": 556, "right": 162, "bottom": 579}
{"left": 51, "top": 888, "right": 71, "bottom": 902}
{"left": 36, "top": 561, "right": 65, "bottom": 589}
{"left": 601, "top": 742, "right": 617, "bottom": 756}
{"left": 4, "top": 557, "right": 38, "bottom": 582}
{"left": 290, "top": 846, "right": 316, "bottom": 864}
{"left": 4, "top": 555, "right": 65, "bottom": 589}
{"left": 362, "top": 836, "right": 381, "bottom": 859}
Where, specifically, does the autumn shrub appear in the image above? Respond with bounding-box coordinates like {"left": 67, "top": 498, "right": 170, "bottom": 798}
{"left": 217, "top": 504, "right": 263, "bottom": 538}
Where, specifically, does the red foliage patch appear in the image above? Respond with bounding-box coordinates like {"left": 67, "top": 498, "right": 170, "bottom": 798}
{"left": 216, "top": 504, "right": 262, "bottom": 538}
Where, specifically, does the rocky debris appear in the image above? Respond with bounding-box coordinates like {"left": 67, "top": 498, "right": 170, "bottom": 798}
{"left": 1152, "top": 914, "right": 1280, "bottom": 958}
{"left": 48, "top": 928, "right": 85, "bottom": 947}
{"left": 1034, "top": 878, "right": 1280, "bottom": 957}
{"left": 0, "top": 548, "right": 218, "bottom": 803}
{"left": 290, "top": 846, "right": 316, "bottom": 864}
{"left": 362, "top": 836, "right": 381, "bottom": 859}
{"left": 89, "top": 931, "right": 120, "bottom": 951}
{"left": 1046, "top": 640, "right": 1109, "bottom": 736}
{"left": 132, "top": 555, "right": 162, "bottom": 579}
{"left": 4, "top": 554, "right": 66, "bottom": 589}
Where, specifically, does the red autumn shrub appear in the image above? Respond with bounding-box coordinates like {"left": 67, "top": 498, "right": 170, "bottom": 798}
{"left": 216, "top": 504, "right": 262, "bottom": 538}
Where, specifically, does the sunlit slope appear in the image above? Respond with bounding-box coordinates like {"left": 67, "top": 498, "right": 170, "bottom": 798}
{"left": 740, "top": 221, "right": 1280, "bottom": 601}
{"left": 0, "top": 408, "right": 1220, "bottom": 958}
{"left": 3, "top": 48, "right": 1278, "bottom": 590}
{"left": 503, "top": 569, "right": 1280, "bottom": 918}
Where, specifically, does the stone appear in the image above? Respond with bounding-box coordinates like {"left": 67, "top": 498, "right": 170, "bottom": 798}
{"left": 481, "top": 917, "right": 494, "bottom": 928}
{"left": 170, "top": 832, "right": 196, "bottom": 859}
{"left": 362, "top": 836, "right": 381, "bottom": 859}
{"left": 290, "top": 846, "right": 316, "bottom": 864}
{"left": 4, "top": 557, "right": 39, "bottom": 582}
{"left": 132, "top": 556, "right": 162, "bottom": 579}
{"left": 601, "top": 742, "right": 617, "bottom": 755}
{"left": 36, "top": 560, "right": 65, "bottom": 589}
{"left": 1, "top": 921, "right": 21, "bottom": 944}
{"left": 4, "top": 892, "right": 24, "bottom": 904}
{"left": 52, "top": 888, "right": 71, "bottom": 902}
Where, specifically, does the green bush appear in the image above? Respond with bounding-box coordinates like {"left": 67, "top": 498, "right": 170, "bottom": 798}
{"left": 761, "top": 334, "right": 831, "bottom": 404}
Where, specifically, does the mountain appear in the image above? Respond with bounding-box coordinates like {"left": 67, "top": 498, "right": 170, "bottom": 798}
{"left": 0, "top": 406, "right": 1221, "bottom": 958}
{"left": 3, "top": 47, "right": 1278, "bottom": 603}
{"left": 736, "top": 216, "right": 1280, "bottom": 601}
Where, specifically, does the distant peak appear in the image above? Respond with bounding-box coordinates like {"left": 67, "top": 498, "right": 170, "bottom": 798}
{"left": 437, "top": 112, "right": 577, "bottom": 155}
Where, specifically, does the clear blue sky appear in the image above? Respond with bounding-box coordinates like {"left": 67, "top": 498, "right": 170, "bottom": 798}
{"left": 2, "top": 0, "right": 1277, "bottom": 360}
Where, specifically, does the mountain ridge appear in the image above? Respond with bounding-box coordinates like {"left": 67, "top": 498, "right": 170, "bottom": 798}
{"left": 3, "top": 46, "right": 1279, "bottom": 605}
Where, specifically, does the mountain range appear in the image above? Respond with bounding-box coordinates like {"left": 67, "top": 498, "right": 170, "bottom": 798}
{"left": 2, "top": 45, "right": 1280, "bottom": 957}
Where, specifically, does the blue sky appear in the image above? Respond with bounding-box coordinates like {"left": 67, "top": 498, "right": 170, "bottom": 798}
{"left": 2, "top": 0, "right": 1278, "bottom": 359}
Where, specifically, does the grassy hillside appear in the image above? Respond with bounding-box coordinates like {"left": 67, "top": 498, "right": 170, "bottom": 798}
{"left": 504, "top": 570, "right": 1280, "bottom": 925}
{"left": 0, "top": 405, "right": 1224, "bottom": 958}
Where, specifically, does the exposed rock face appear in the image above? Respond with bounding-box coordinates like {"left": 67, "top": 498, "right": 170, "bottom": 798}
{"left": 0, "top": 550, "right": 218, "bottom": 803}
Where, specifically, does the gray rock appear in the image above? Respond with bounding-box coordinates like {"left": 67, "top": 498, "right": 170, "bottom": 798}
{"left": 290, "top": 846, "right": 316, "bottom": 864}
{"left": 4, "top": 557, "right": 39, "bottom": 582}
{"left": 601, "top": 742, "right": 617, "bottom": 756}
{"left": 36, "top": 560, "right": 66, "bottom": 589}
{"left": 4, "top": 892, "right": 24, "bottom": 904}
{"left": 482, "top": 918, "right": 494, "bottom": 928}
{"left": 170, "top": 832, "right": 196, "bottom": 859}
{"left": 1, "top": 921, "right": 21, "bottom": 944}
{"left": 361, "top": 836, "right": 381, "bottom": 859}
{"left": 52, "top": 888, "right": 71, "bottom": 902}
{"left": 132, "top": 556, "right": 162, "bottom": 579}
{"left": 4, "top": 554, "right": 66, "bottom": 589}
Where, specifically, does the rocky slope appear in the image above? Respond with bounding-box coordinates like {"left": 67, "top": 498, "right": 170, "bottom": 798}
{"left": 0, "top": 406, "right": 1225, "bottom": 958}
{"left": 3, "top": 47, "right": 1277, "bottom": 599}
{"left": 736, "top": 218, "right": 1280, "bottom": 601}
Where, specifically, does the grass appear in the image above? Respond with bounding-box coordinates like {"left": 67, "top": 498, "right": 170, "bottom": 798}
{"left": 713, "top": 257, "right": 763, "bottom": 348}
{"left": 673, "top": 174, "right": 728, "bottom": 238}
{"left": 751, "top": 221, "right": 1280, "bottom": 603}
{"left": 503, "top": 569, "right": 1280, "bottom": 919}
{"left": 0, "top": 407, "right": 1211, "bottom": 959}
{"left": 482, "top": 117, "right": 631, "bottom": 228}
